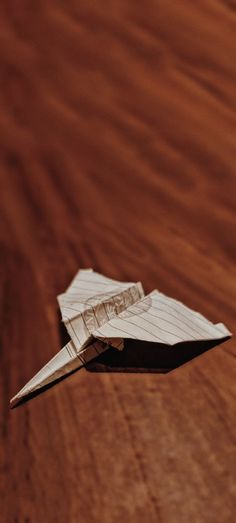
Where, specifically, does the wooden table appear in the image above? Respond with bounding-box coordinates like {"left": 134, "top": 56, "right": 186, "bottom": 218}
{"left": 1, "top": 2, "right": 236, "bottom": 521}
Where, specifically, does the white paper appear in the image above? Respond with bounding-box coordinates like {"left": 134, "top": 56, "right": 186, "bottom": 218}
{"left": 10, "top": 269, "right": 231, "bottom": 406}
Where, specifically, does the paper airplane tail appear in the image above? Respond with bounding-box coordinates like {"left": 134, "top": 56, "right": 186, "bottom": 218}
{"left": 10, "top": 340, "right": 108, "bottom": 407}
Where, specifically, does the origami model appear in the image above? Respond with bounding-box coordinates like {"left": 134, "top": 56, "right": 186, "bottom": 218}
{"left": 10, "top": 269, "right": 231, "bottom": 406}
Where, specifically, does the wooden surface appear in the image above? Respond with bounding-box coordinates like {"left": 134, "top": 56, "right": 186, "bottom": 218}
{"left": 1, "top": 2, "right": 236, "bottom": 522}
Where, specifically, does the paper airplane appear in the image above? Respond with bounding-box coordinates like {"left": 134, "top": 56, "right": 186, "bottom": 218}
{"left": 10, "top": 269, "right": 231, "bottom": 407}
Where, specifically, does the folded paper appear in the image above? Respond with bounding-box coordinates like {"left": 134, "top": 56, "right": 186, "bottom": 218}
{"left": 10, "top": 269, "right": 231, "bottom": 406}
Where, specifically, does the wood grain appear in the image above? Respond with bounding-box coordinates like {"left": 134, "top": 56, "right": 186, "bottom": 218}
{"left": 1, "top": 2, "right": 236, "bottom": 521}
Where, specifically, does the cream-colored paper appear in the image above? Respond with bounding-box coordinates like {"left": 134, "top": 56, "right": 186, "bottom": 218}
{"left": 10, "top": 269, "right": 231, "bottom": 406}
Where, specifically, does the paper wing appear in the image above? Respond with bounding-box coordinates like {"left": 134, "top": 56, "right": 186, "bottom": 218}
{"left": 92, "top": 290, "right": 231, "bottom": 345}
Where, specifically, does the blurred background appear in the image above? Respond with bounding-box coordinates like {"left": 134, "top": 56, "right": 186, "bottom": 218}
{"left": 1, "top": 2, "right": 236, "bottom": 522}
{"left": 1, "top": 1, "right": 235, "bottom": 282}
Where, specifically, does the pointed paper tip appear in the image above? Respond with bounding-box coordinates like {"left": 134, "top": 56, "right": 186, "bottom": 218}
{"left": 10, "top": 393, "right": 25, "bottom": 408}
{"left": 9, "top": 343, "right": 83, "bottom": 408}
{"left": 9, "top": 340, "right": 108, "bottom": 408}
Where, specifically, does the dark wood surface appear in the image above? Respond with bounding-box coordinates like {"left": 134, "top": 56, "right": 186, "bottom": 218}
{"left": 1, "top": 2, "right": 236, "bottom": 522}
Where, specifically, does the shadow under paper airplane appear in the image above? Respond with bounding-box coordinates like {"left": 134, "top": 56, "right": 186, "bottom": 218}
{"left": 85, "top": 337, "right": 229, "bottom": 373}
{"left": 11, "top": 336, "right": 230, "bottom": 408}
